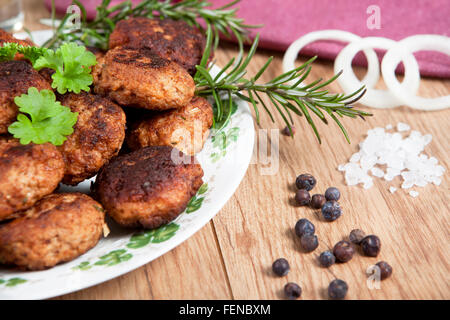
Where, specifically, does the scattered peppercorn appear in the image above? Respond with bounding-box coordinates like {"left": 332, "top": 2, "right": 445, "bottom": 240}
{"left": 282, "top": 126, "right": 296, "bottom": 136}
{"left": 333, "top": 241, "right": 355, "bottom": 262}
{"left": 361, "top": 235, "right": 381, "bottom": 257}
{"left": 376, "top": 261, "right": 393, "bottom": 280}
{"left": 321, "top": 201, "right": 342, "bottom": 221}
{"left": 272, "top": 258, "right": 290, "bottom": 276}
{"left": 300, "top": 234, "right": 319, "bottom": 252}
{"left": 295, "top": 174, "right": 316, "bottom": 191}
{"left": 295, "top": 189, "right": 311, "bottom": 206}
{"left": 310, "top": 194, "right": 326, "bottom": 209}
{"left": 349, "top": 229, "right": 366, "bottom": 244}
{"left": 284, "top": 282, "right": 302, "bottom": 299}
{"left": 295, "top": 218, "right": 315, "bottom": 238}
{"left": 325, "top": 187, "right": 340, "bottom": 201}
{"left": 328, "top": 279, "right": 348, "bottom": 299}
{"left": 319, "top": 251, "right": 336, "bottom": 267}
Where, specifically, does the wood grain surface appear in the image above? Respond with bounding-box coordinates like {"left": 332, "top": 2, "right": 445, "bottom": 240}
{"left": 20, "top": 0, "right": 449, "bottom": 300}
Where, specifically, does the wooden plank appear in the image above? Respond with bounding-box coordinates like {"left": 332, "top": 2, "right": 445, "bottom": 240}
{"left": 212, "top": 46, "right": 450, "bottom": 299}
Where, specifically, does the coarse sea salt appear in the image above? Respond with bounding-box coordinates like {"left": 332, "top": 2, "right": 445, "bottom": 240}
{"left": 338, "top": 122, "right": 445, "bottom": 198}
{"left": 409, "top": 190, "right": 419, "bottom": 198}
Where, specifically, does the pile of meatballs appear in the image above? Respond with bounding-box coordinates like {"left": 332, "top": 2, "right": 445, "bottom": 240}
{"left": 0, "top": 18, "right": 213, "bottom": 270}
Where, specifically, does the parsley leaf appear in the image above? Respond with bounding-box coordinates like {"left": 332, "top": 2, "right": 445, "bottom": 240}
{"left": 1, "top": 42, "right": 97, "bottom": 94}
{"left": 0, "top": 42, "right": 19, "bottom": 62}
{"left": 8, "top": 87, "right": 78, "bottom": 145}
{"left": 33, "top": 42, "right": 96, "bottom": 94}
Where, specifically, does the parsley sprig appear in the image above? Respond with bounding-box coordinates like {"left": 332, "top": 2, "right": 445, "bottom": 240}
{"left": 8, "top": 88, "right": 78, "bottom": 146}
{"left": 0, "top": 42, "right": 97, "bottom": 94}
{"left": 33, "top": 42, "right": 97, "bottom": 94}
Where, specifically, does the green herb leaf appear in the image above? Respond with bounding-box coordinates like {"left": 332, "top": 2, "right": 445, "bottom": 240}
{"left": 33, "top": 42, "right": 96, "bottom": 94}
{"left": 0, "top": 42, "right": 19, "bottom": 62}
{"left": 8, "top": 87, "right": 78, "bottom": 145}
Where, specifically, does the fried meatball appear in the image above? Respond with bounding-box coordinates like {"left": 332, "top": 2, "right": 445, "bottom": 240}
{"left": 0, "top": 29, "right": 34, "bottom": 47}
{"left": 94, "top": 146, "right": 203, "bottom": 229}
{"left": 109, "top": 17, "right": 206, "bottom": 75}
{"left": 87, "top": 46, "right": 106, "bottom": 61}
{"left": 57, "top": 92, "right": 126, "bottom": 185}
{"left": 0, "top": 193, "right": 105, "bottom": 270}
{"left": 0, "top": 60, "right": 52, "bottom": 133}
{"left": 0, "top": 137, "right": 64, "bottom": 221}
{"left": 93, "top": 46, "right": 195, "bottom": 110}
{"left": 127, "top": 96, "right": 213, "bottom": 155}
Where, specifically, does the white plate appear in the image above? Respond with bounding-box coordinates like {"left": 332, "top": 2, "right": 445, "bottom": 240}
{"left": 0, "top": 30, "right": 254, "bottom": 300}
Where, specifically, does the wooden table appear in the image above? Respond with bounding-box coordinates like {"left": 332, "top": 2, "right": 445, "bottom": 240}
{"left": 22, "top": 0, "right": 449, "bottom": 300}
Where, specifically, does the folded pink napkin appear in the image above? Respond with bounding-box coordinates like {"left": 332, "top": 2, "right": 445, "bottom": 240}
{"left": 45, "top": 0, "right": 450, "bottom": 78}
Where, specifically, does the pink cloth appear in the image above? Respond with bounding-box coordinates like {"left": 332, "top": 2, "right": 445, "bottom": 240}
{"left": 45, "top": 0, "right": 450, "bottom": 78}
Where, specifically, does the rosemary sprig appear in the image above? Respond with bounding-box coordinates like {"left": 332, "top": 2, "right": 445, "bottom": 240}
{"left": 42, "top": 0, "right": 260, "bottom": 50}
{"left": 42, "top": 0, "right": 369, "bottom": 143}
{"left": 195, "top": 27, "right": 371, "bottom": 143}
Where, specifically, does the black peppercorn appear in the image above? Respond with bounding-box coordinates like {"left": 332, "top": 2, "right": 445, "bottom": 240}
{"left": 376, "top": 261, "right": 392, "bottom": 280}
{"left": 295, "top": 189, "right": 311, "bottom": 206}
{"left": 282, "top": 126, "right": 296, "bottom": 136}
{"left": 272, "top": 258, "right": 290, "bottom": 276}
{"left": 333, "top": 241, "right": 355, "bottom": 262}
{"left": 310, "top": 194, "right": 326, "bottom": 209}
{"left": 328, "top": 279, "right": 348, "bottom": 299}
{"left": 325, "top": 187, "right": 340, "bottom": 201}
{"left": 284, "top": 282, "right": 302, "bottom": 299}
{"left": 318, "top": 251, "right": 336, "bottom": 267}
{"left": 295, "top": 174, "right": 316, "bottom": 191}
{"left": 349, "top": 229, "right": 365, "bottom": 244}
{"left": 294, "top": 218, "right": 315, "bottom": 238}
{"left": 300, "top": 234, "right": 319, "bottom": 252}
{"left": 361, "top": 235, "right": 381, "bottom": 257}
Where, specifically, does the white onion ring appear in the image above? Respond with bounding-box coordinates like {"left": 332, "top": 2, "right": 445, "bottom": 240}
{"left": 335, "top": 37, "right": 420, "bottom": 109}
{"left": 382, "top": 35, "right": 450, "bottom": 110}
{"left": 282, "top": 30, "right": 380, "bottom": 88}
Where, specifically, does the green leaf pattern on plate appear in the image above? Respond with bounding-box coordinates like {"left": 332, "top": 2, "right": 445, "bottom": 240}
{"left": 211, "top": 127, "right": 240, "bottom": 162}
{"left": 186, "top": 183, "right": 208, "bottom": 213}
{"left": 0, "top": 277, "right": 27, "bottom": 287}
{"left": 72, "top": 249, "right": 133, "bottom": 270}
{"left": 94, "top": 249, "right": 133, "bottom": 266}
{"left": 127, "top": 223, "right": 180, "bottom": 249}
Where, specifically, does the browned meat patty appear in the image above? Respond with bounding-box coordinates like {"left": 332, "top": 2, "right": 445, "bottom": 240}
{"left": 0, "top": 193, "right": 105, "bottom": 270}
{"left": 109, "top": 17, "right": 206, "bottom": 75}
{"left": 127, "top": 96, "right": 213, "bottom": 155}
{"left": 0, "top": 60, "right": 52, "bottom": 134}
{"left": 94, "top": 146, "right": 203, "bottom": 229}
{"left": 0, "top": 137, "right": 64, "bottom": 221}
{"left": 57, "top": 92, "right": 126, "bottom": 185}
{"left": 92, "top": 46, "right": 195, "bottom": 110}
{"left": 0, "top": 29, "right": 34, "bottom": 47}
{"left": 0, "top": 29, "right": 35, "bottom": 61}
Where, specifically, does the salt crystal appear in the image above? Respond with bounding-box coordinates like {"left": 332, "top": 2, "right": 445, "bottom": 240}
{"left": 339, "top": 122, "right": 445, "bottom": 197}
{"left": 409, "top": 190, "right": 419, "bottom": 198}
{"left": 385, "top": 124, "right": 393, "bottom": 130}
{"left": 397, "top": 122, "right": 411, "bottom": 132}
{"left": 349, "top": 152, "right": 361, "bottom": 163}
{"left": 371, "top": 167, "right": 385, "bottom": 178}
